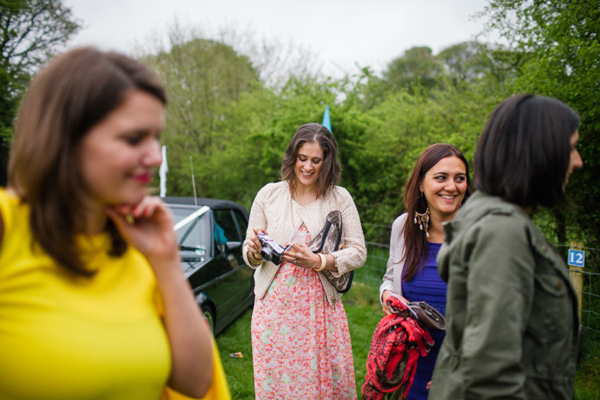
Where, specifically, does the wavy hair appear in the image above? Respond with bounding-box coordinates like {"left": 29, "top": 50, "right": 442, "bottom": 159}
{"left": 280, "top": 123, "right": 341, "bottom": 198}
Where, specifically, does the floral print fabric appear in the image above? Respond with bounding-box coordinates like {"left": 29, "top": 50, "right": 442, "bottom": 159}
{"left": 251, "top": 224, "right": 357, "bottom": 399}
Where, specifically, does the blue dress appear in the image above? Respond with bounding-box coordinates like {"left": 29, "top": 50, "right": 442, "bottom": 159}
{"left": 401, "top": 242, "right": 446, "bottom": 400}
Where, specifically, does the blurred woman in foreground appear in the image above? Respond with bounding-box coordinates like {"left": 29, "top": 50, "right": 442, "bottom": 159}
{"left": 0, "top": 47, "right": 214, "bottom": 399}
{"left": 430, "top": 94, "right": 583, "bottom": 399}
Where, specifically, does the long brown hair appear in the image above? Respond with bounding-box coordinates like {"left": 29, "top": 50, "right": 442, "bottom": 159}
{"left": 280, "top": 123, "right": 341, "bottom": 198}
{"left": 400, "top": 143, "right": 471, "bottom": 281}
{"left": 9, "top": 47, "right": 166, "bottom": 276}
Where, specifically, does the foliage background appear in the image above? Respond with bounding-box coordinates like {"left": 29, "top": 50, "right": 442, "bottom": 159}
{"left": 1, "top": 0, "right": 598, "bottom": 396}
{"left": 3, "top": 1, "right": 598, "bottom": 253}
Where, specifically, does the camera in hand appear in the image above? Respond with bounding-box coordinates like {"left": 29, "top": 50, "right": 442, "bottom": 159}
{"left": 257, "top": 232, "right": 290, "bottom": 265}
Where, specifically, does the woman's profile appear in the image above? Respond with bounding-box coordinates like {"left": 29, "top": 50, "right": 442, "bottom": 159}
{"left": 430, "top": 94, "right": 583, "bottom": 399}
{"left": 0, "top": 47, "right": 214, "bottom": 399}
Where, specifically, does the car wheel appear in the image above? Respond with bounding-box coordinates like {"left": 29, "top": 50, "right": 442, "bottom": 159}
{"left": 202, "top": 305, "right": 215, "bottom": 333}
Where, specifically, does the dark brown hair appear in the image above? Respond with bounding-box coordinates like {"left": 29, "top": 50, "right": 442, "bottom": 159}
{"left": 401, "top": 143, "right": 471, "bottom": 281}
{"left": 280, "top": 123, "right": 341, "bottom": 198}
{"left": 475, "top": 94, "right": 579, "bottom": 208}
{"left": 8, "top": 47, "right": 166, "bottom": 276}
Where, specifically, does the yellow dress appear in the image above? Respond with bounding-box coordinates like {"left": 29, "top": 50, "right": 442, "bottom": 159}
{"left": 0, "top": 189, "right": 171, "bottom": 399}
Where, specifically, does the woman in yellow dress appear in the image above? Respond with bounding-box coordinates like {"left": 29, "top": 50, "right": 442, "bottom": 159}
{"left": 0, "top": 47, "right": 215, "bottom": 399}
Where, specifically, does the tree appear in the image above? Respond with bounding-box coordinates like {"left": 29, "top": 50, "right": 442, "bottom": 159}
{"left": 137, "top": 23, "right": 325, "bottom": 201}
{"left": 383, "top": 46, "right": 446, "bottom": 94}
{"left": 438, "top": 41, "right": 488, "bottom": 84}
{"left": 479, "top": 0, "right": 600, "bottom": 253}
{"left": 0, "top": 0, "right": 81, "bottom": 185}
{"left": 143, "top": 35, "right": 262, "bottom": 197}
{"left": 437, "top": 41, "right": 526, "bottom": 90}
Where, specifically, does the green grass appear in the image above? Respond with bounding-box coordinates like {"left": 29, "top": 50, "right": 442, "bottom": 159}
{"left": 214, "top": 310, "right": 255, "bottom": 399}
{"left": 353, "top": 244, "right": 389, "bottom": 290}
{"left": 344, "top": 283, "right": 383, "bottom": 396}
{"left": 215, "top": 282, "right": 382, "bottom": 399}
{"left": 575, "top": 339, "right": 600, "bottom": 400}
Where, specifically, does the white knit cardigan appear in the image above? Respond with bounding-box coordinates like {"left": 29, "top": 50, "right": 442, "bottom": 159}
{"left": 242, "top": 181, "right": 367, "bottom": 305}
{"left": 379, "top": 213, "right": 408, "bottom": 302}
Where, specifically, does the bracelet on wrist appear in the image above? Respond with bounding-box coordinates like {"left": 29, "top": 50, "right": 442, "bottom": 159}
{"left": 315, "top": 253, "right": 327, "bottom": 272}
{"left": 248, "top": 251, "right": 263, "bottom": 265}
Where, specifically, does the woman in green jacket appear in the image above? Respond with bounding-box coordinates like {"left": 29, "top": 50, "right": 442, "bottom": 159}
{"left": 429, "top": 94, "right": 583, "bottom": 399}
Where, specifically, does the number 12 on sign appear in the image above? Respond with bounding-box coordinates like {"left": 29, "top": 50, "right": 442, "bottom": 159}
{"left": 568, "top": 249, "right": 585, "bottom": 267}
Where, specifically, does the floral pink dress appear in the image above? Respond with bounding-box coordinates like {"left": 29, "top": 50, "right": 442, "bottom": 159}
{"left": 251, "top": 224, "right": 357, "bottom": 399}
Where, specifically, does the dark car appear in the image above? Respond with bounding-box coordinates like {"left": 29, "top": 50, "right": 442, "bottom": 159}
{"left": 164, "top": 196, "right": 254, "bottom": 335}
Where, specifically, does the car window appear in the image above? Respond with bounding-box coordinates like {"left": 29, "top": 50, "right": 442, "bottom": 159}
{"left": 231, "top": 210, "right": 248, "bottom": 238}
{"left": 213, "top": 209, "right": 241, "bottom": 243}
{"left": 171, "top": 206, "right": 211, "bottom": 256}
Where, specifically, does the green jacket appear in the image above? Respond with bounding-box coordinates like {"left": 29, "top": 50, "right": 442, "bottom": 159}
{"left": 429, "top": 191, "right": 578, "bottom": 400}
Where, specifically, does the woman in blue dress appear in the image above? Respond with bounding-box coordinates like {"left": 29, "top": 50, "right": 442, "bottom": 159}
{"left": 380, "top": 143, "right": 471, "bottom": 399}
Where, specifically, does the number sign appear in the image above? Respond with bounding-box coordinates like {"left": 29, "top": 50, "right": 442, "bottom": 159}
{"left": 568, "top": 249, "right": 585, "bottom": 267}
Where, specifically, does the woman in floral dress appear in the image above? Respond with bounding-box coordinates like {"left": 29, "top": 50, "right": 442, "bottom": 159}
{"left": 243, "top": 123, "right": 367, "bottom": 399}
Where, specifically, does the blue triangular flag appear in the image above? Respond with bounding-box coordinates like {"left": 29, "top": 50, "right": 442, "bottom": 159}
{"left": 322, "top": 106, "right": 331, "bottom": 132}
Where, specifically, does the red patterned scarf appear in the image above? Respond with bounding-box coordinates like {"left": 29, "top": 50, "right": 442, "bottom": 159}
{"left": 362, "top": 296, "right": 434, "bottom": 399}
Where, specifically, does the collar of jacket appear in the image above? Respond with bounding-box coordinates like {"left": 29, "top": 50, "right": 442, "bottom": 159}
{"left": 440, "top": 191, "right": 579, "bottom": 331}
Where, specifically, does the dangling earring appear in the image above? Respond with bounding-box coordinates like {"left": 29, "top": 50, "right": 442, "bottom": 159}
{"left": 414, "top": 192, "right": 430, "bottom": 238}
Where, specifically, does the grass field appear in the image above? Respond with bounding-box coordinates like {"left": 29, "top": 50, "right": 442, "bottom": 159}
{"left": 216, "top": 277, "right": 600, "bottom": 399}
{"left": 575, "top": 339, "right": 600, "bottom": 400}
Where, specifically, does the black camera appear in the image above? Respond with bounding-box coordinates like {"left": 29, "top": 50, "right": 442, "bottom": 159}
{"left": 257, "top": 232, "right": 290, "bottom": 265}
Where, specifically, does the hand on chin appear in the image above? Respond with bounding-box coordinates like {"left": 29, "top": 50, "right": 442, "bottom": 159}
{"left": 105, "top": 196, "right": 178, "bottom": 264}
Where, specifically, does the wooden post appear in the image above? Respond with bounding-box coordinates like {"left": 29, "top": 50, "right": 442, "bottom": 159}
{"left": 568, "top": 241, "right": 584, "bottom": 322}
{"left": 569, "top": 266, "right": 583, "bottom": 322}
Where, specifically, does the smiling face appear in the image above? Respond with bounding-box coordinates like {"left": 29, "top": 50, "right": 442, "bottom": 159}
{"left": 79, "top": 90, "right": 165, "bottom": 211}
{"left": 564, "top": 130, "right": 583, "bottom": 189}
{"left": 294, "top": 141, "right": 324, "bottom": 190}
{"left": 419, "top": 156, "right": 468, "bottom": 221}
